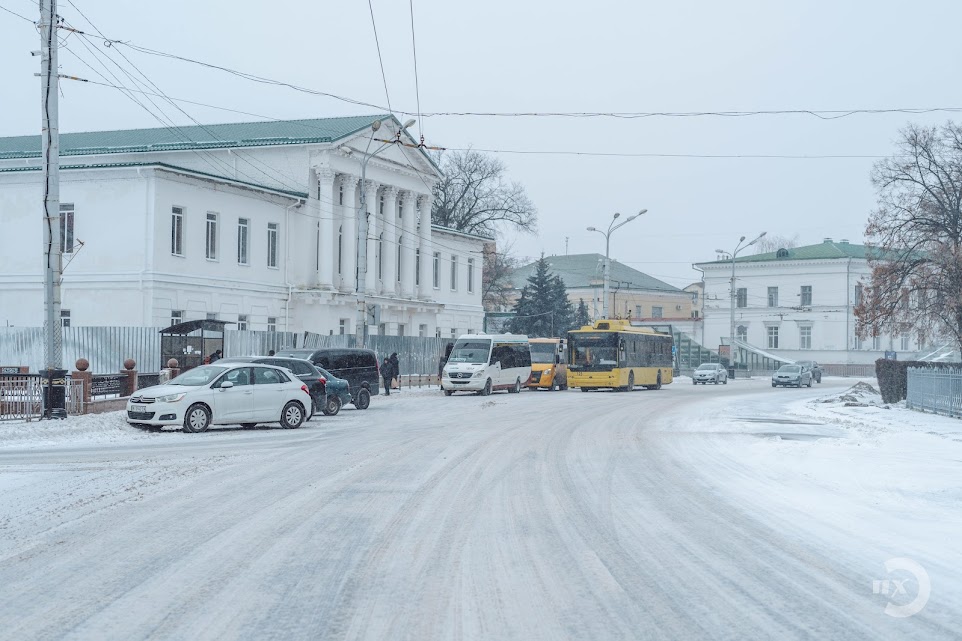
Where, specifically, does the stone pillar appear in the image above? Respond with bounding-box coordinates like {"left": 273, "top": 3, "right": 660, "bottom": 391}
{"left": 339, "top": 174, "right": 358, "bottom": 293}
{"left": 72, "top": 358, "right": 92, "bottom": 407}
{"left": 364, "top": 180, "right": 379, "bottom": 295}
{"left": 381, "top": 186, "right": 398, "bottom": 296}
{"left": 400, "top": 191, "right": 416, "bottom": 298}
{"left": 317, "top": 167, "right": 336, "bottom": 288}
{"left": 121, "top": 359, "right": 138, "bottom": 397}
{"left": 417, "top": 193, "right": 433, "bottom": 300}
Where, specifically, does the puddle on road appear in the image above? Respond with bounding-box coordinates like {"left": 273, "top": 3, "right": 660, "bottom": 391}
{"left": 733, "top": 416, "right": 843, "bottom": 441}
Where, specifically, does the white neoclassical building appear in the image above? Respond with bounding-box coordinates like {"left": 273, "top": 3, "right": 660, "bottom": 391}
{"left": 0, "top": 115, "right": 487, "bottom": 336}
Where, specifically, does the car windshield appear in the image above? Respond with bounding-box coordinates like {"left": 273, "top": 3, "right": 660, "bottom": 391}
{"left": 448, "top": 339, "right": 491, "bottom": 364}
{"left": 530, "top": 343, "right": 558, "bottom": 364}
{"left": 696, "top": 364, "right": 716, "bottom": 371}
{"left": 778, "top": 365, "right": 801, "bottom": 373}
{"left": 168, "top": 365, "right": 228, "bottom": 386}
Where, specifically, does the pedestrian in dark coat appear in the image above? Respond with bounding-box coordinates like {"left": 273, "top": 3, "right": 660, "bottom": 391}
{"left": 209, "top": 349, "right": 222, "bottom": 363}
{"left": 382, "top": 357, "right": 395, "bottom": 395}
{"left": 389, "top": 352, "right": 400, "bottom": 391}
{"left": 438, "top": 342, "right": 454, "bottom": 379}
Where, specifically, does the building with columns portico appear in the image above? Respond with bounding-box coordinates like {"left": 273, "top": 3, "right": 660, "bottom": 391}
{"left": 0, "top": 115, "right": 487, "bottom": 337}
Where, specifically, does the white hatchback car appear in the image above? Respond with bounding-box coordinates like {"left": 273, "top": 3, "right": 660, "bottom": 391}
{"left": 127, "top": 363, "right": 313, "bottom": 433}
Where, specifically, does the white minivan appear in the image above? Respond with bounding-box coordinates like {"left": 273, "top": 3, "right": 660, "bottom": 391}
{"left": 442, "top": 333, "right": 532, "bottom": 396}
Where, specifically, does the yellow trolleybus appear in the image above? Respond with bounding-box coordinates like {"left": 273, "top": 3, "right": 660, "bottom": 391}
{"left": 567, "top": 319, "right": 673, "bottom": 391}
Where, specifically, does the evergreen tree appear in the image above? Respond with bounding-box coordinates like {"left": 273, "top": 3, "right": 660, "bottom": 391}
{"left": 574, "top": 298, "right": 591, "bottom": 328}
{"left": 507, "top": 256, "right": 575, "bottom": 337}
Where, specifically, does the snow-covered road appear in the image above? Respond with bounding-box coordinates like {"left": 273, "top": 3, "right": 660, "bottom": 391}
{"left": 0, "top": 379, "right": 959, "bottom": 639}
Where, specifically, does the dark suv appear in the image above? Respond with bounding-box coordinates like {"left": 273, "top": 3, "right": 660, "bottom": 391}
{"left": 275, "top": 348, "right": 379, "bottom": 409}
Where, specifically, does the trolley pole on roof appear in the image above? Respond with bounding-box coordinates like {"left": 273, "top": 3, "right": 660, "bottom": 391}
{"left": 39, "top": 0, "right": 66, "bottom": 417}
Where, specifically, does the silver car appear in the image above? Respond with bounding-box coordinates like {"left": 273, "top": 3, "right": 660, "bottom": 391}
{"left": 693, "top": 363, "right": 728, "bottom": 385}
{"left": 772, "top": 364, "right": 813, "bottom": 388}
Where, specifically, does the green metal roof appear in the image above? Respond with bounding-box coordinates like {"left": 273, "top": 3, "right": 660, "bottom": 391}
{"left": 509, "top": 253, "right": 682, "bottom": 293}
{"left": 697, "top": 240, "right": 869, "bottom": 265}
{"left": 0, "top": 114, "right": 392, "bottom": 160}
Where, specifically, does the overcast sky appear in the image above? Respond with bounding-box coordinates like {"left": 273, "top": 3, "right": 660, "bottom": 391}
{"left": 3, "top": 0, "right": 961, "bottom": 288}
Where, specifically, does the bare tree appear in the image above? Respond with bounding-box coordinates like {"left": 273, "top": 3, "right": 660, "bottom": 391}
{"left": 856, "top": 122, "right": 962, "bottom": 352}
{"left": 753, "top": 234, "right": 799, "bottom": 254}
{"left": 432, "top": 149, "right": 537, "bottom": 236}
{"left": 481, "top": 241, "right": 519, "bottom": 312}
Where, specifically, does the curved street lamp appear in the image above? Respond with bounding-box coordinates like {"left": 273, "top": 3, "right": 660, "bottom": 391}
{"left": 718, "top": 231, "right": 766, "bottom": 368}
{"left": 587, "top": 209, "right": 647, "bottom": 319}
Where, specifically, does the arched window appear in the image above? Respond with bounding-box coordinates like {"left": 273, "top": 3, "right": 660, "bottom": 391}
{"left": 337, "top": 225, "right": 343, "bottom": 274}
{"left": 776, "top": 248, "right": 789, "bottom": 258}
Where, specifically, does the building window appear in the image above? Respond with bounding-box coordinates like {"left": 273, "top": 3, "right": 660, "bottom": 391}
{"left": 799, "top": 326, "right": 812, "bottom": 350}
{"left": 267, "top": 317, "right": 277, "bottom": 332}
{"left": 60, "top": 309, "right": 70, "bottom": 328}
{"left": 337, "top": 226, "right": 343, "bottom": 274}
{"left": 450, "top": 254, "right": 458, "bottom": 291}
{"left": 378, "top": 322, "right": 386, "bottom": 336}
{"left": 467, "top": 258, "right": 475, "bottom": 293}
{"left": 237, "top": 314, "right": 248, "bottom": 331}
{"left": 800, "top": 285, "right": 812, "bottom": 307}
{"left": 691, "top": 310, "right": 699, "bottom": 319}
{"left": 855, "top": 283, "right": 863, "bottom": 306}
{"left": 237, "top": 218, "right": 249, "bottom": 265}
{"left": 872, "top": 335, "right": 881, "bottom": 350}
{"left": 206, "top": 313, "right": 218, "bottom": 320}
{"left": 419, "top": 323, "right": 427, "bottom": 337}
{"left": 767, "top": 287, "right": 778, "bottom": 307}
{"left": 433, "top": 251, "right": 441, "bottom": 289}
{"left": 398, "top": 324, "right": 405, "bottom": 337}
{"left": 339, "top": 319, "right": 348, "bottom": 335}
{"left": 171, "top": 206, "right": 184, "bottom": 256}
{"left": 652, "top": 306, "right": 663, "bottom": 319}
{"left": 736, "top": 325, "right": 748, "bottom": 342}
{"left": 736, "top": 288, "right": 747, "bottom": 308}
{"left": 854, "top": 335, "right": 863, "bottom": 350}
{"left": 451, "top": 328, "right": 458, "bottom": 338}
{"left": 171, "top": 309, "right": 183, "bottom": 326}
{"left": 205, "top": 212, "right": 218, "bottom": 260}
{"left": 901, "top": 333, "right": 909, "bottom": 351}
{"left": 635, "top": 305, "right": 642, "bottom": 318}
{"left": 767, "top": 326, "right": 779, "bottom": 349}
{"left": 267, "top": 223, "right": 278, "bottom": 268}
{"left": 415, "top": 249, "right": 421, "bottom": 286}
{"left": 59, "top": 203, "right": 75, "bottom": 254}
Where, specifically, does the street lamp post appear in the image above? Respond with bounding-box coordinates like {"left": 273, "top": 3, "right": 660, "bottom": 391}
{"left": 715, "top": 231, "right": 766, "bottom": 368}
{"left": 339, "top": 118, "right": 416, "bottom": 345}
{"left": 587, "top": 209, "right": 646, "bottom": 319}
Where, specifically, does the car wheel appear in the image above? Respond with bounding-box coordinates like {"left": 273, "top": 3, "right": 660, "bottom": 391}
{"left": 772, "top": 382, "right": 777, "bottom": 387}
{"left": 808, "top": 379, "right": 813, "bottom": 388}
{"left": 692, "top": 380, "right": 696, "bottom": 385}
{"left": 509, "top": 378, "right": 522, "bottom": 394}
{"left": 444, "top": 389, "right": 454, "bottom": 396}
{"left": 723, "top": 376, "right": 728, "bottom": 385}
{"left": 354, "top": 388, "right": 371, "bottom": 410}
{"left": 580, "top": 387, "right": 589, "bottom": 392}
{"left": 323, "top": 395, "right": 342, "bottom": 416}
{"left": 182, "top": 404, "right": 211, "bottom": 433}
{"left": 481, "top": 379, "right": 492, "bottom": 396}
{"left": 281, "top": 401, "right": 305, "bottom": 429}
{"left": 241, "top": 423, "right": 257, "bottom": 429}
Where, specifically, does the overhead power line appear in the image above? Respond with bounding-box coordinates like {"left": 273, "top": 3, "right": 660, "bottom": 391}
{"left": 0, "top": 3, "right": 33, "bottom": 22}
{"left": 367, "top": 0, "right": 393, "bottom": 115}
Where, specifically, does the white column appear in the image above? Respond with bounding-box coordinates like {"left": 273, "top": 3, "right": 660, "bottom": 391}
{"left": 317, "top": 167, "right": 335, "bottom": 288}
{"left": 339, "top": 174, "right": 358, "bottom": 293}
{"left": 417, "top": 193, "right": 433, "bottom": 300}
{"left": 400, "top": 190, "right": 416, "bottom": 298}
{"left": 364, "top": 180, "right": 379, "bottom": 295}
{"left": 381, "top": 186, "right": 398, "bottom": 296}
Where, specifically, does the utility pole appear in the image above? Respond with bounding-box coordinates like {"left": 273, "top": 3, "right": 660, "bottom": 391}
{"left": 565, "top": 236, "right": 569, "bottom": 256}
{"left": 39, "top": 0, "right": 66, "bottom": 418}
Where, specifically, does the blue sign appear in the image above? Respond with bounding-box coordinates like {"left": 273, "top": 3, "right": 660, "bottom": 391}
{"left": 884, "top": 351, "right": 897, "bottom": 360}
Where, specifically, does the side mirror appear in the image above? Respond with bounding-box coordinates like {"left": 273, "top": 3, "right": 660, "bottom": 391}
{"left": 220, "top": 381, "right": 234, "bottom": 389}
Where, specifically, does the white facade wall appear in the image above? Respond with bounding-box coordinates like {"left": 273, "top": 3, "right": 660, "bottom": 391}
{"left": 0, "top": 130, "right": 487, "bottom": 337}
{"left": 700, "top": 252, "right": 921, "bottom": 365}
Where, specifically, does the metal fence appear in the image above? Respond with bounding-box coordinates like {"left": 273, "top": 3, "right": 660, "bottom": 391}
{"left": 0, "top": 374, "right": 42, "bottom": 421}
{"left": 906, "top": 367, "right": 962, "bottom": 417}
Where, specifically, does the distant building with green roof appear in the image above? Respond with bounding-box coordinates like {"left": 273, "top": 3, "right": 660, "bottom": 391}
{"left": 694, "top": 237, "right": 925, "bottom": 370}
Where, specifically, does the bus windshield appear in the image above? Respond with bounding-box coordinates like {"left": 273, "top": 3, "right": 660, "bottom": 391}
{"left": 569, "top": 332, "right": 618, "bottom": 371}
{"left": 529, "top": 342, "right": 557, "bottom": 364}
{"left": 448, "top": 339, "right": 491, "bottom": 364}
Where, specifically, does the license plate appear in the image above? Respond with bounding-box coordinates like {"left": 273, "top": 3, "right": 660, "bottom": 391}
{"left": 130, "top": 404, "right": 146, "bottom": 413}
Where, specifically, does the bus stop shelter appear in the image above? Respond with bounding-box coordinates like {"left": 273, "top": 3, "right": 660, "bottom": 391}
{"left": 159, "top": 319, "right": 231, "bottom": 372}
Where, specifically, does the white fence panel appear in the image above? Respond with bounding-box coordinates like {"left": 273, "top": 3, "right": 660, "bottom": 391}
{"left": 906, "top": 367, "right": 962, "bottom": 418}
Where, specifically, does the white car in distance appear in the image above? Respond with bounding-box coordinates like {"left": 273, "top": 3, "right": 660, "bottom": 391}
{"left": 127, "top": 363, "right": 313, "bottom": 433}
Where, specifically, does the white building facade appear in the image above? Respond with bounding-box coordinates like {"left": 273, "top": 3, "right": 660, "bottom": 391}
{"left": 696, "top": 239, "right": 923, "bottom": 366}
{"left": 0, "top": 115, "right": 487, "bottom": 337}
